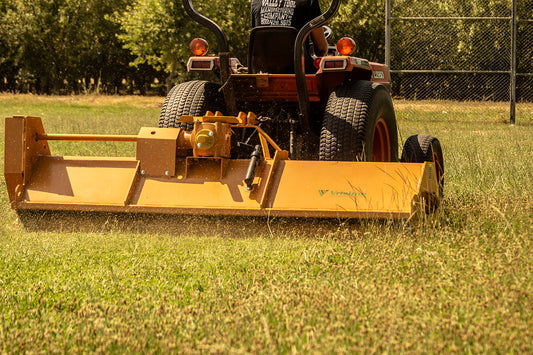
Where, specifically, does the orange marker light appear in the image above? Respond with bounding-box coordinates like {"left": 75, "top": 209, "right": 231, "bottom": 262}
{"left": 336, "top": 37, "right": 356, "bottom": 56}
{"left": 189, "top": 38, "right": 209, "bottom": 56}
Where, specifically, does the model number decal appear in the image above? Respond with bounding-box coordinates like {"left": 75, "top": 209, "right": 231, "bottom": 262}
{"left": 318, "top": 189, "right": 366, "bottom": 198}
{"left": 373, "top": 71, "right": 385, "bottom": 80}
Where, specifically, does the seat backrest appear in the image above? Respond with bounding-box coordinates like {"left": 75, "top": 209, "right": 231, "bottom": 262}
{"left": 248, "top": 26, "right": 298, "bottom": 74}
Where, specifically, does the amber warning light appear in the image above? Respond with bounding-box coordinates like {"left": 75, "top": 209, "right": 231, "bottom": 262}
{"left": 189, "top": 38, "right": 209, "bottom": 56}
{"left": 336, "top": 37, "right": 356, "bottom": 55}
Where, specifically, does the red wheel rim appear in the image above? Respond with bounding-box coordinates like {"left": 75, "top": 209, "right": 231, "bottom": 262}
{"left": 372, "top": 118, "right": 391, "bottom": 162}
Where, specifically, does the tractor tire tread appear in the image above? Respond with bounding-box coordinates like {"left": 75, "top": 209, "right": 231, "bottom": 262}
{"left": 319, "top": 81, "right": 397, "bottom": 161}
{"left": 159, "top": 80, "right": 224, "bottom": 130}
{"left": 401, "top": 134, "right": 444, "bottom": 192}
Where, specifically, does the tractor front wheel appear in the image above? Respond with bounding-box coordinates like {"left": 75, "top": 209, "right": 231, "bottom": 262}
{"left": 401, "top": 134, "right": 444, "bottom": 194}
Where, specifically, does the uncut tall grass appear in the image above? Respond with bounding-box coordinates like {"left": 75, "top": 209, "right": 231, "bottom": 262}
{"left": 0, "top": 95, "right": 532, "bottom": 353}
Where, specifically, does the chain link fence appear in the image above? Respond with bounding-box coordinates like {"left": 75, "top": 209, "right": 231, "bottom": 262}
{"left": 385, "top": 0, "right": 532, "bottom": 123}
{"left": 517, "top": 1, "right": 533, "bottom": 103}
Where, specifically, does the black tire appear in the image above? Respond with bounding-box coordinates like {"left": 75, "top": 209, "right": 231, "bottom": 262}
{"left": 319, "top": 80, "right": 398, "bottom": 162}
{"left": 401, "top": 134, "right": 444, "bottom": 194}
{"left": 159, "top": 80, "right": 225, "bottom": 130}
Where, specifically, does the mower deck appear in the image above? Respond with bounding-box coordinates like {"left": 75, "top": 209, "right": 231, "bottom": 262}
{"left": 5, "top": 115, "right": 439, "bottom": 219}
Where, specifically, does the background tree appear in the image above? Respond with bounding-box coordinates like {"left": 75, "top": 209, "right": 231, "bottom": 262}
{"left": 1, "top": 0, "right": 529, "bottom": 99}
{"left": 116, "top": 0, "right": 252, "bottom": 90}
{"left": 0, "top": 0, "right": 135, "bottom": 94}
{"left": 0, "top": 0, "right": 17, "bottom": 91}
{"left": 326, "top": 0, "right": 386, "bottom": 62}
{"left": 0, "top": 0, "right": 389, "bottom": 93}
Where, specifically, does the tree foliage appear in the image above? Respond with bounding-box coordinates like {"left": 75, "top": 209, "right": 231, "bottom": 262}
{"left": 0, "top": 0, "right": 388, "bottom": 94}
{"left": 1, "top": 0, "right": 529, "bottom": 98}
{"left": 0, "top": 0, "right": 137, "bottom": 93}
{"left": 116, "top": 0, "right": 183, "bottom": 81}
{"left": 116, "top": 0, "right": 253, "bottom": 88}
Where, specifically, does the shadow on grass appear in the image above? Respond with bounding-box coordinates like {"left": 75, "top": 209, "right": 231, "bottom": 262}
{"left": 15, "top": 209, "right": 410, "bottom": 239}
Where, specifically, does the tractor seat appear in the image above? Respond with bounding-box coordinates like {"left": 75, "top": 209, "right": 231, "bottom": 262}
{"left": 248, "top": 26, "right": 298, "bottom": 74}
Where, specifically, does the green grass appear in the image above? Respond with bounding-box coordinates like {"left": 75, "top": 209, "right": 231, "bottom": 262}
{"left": 0, "top": 95, "right": 532, "bottom": 353}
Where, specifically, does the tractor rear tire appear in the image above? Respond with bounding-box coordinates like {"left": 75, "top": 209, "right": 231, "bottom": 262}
{"left": 159, "top": 80, "right": 225, "bottom": 130}
{"left": 401, "top": 134, "right": 444, "bottom": 194}
{"left": 319, "top": 80, "right": 398, "bottom": 162}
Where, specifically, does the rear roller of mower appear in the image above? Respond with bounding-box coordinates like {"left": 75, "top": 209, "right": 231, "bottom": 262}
{"left": 4, "top": 114, "right": 441, "bottom": 219}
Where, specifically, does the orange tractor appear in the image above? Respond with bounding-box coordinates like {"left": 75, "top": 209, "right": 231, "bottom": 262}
{"left": 4, "top": 0, "right": 443, "bottom": 219}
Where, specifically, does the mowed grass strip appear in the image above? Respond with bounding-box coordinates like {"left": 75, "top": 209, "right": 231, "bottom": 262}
{"left": 0, "top": 95, "right": 532, "bottom": 353}
{"left": 1, "top": 224, "right": 531, "bottom": 353}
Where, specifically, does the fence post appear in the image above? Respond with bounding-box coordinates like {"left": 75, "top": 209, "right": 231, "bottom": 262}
{"left": 385, "top": 0, "right": 391, "bottom": 69}
{"left": 510, "top": 0, "right": 517, "bottom": 125}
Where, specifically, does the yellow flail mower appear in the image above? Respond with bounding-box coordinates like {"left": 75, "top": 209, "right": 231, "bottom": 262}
{"left": 3, "top": 0, "right": 444, "bottom": 220}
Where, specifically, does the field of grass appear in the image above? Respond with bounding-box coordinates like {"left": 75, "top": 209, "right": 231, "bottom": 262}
{"left": 0, "top": 94, "right": 532, "bottom": 353}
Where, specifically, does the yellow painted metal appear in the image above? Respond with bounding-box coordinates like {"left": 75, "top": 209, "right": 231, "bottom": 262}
{"left": 179, "top": 111, "right": 257, "bottom": 125}
{"left": 4, "top": 116, "right": 25, "bottom": 202}
{"left": 136, "top": 127, "right": 180, "bottom": 176}
{"left": 4, "top": 115, "right": 440, "bottom": 219}
{"left": 24, "top": 156, "right": 139, "bottom": 206}
{"left": 37, "top": 133, "right": 137, "bottom": 142}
